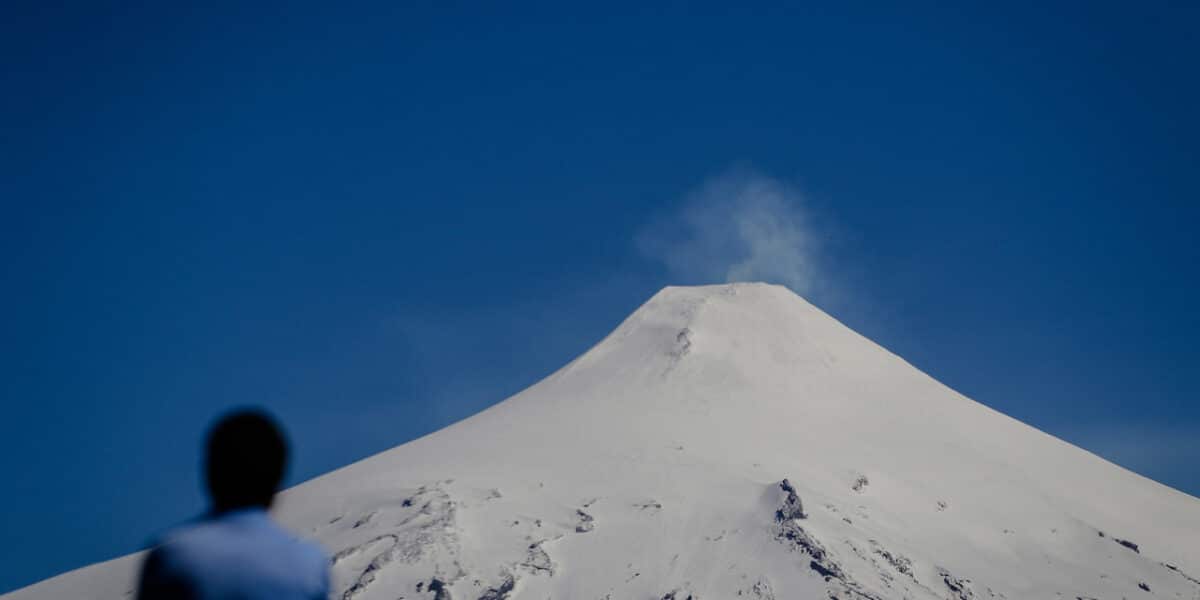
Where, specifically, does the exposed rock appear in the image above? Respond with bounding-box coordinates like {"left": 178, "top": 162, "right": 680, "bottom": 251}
{"left": 352, "top": 511, "right": 376, "bottom": 529}
{"left": 575, "top": 509, "right": 595, "bottom": 533}
{"left": 520, "top": 542, "right": 554, "bottom": 575}
{"left": 428, "top": 577, "right": 452, "bottom": 600}
{"left": 776, "top": 520, "right": 843, "bottom": 580}
{"left": 776, "top": 479, "right": 807, "bottom": 521}
{"left": 662, "top": 590, "right": 695, "bottom": 600}
{"left": 1163, "top": 563, "right": 1200, "bottom": 586}
{"left": 477, "top": 575, "right": 515, "bottom": 600}
{"left": 852, "top": 475, "right": 869, "bottom": 493}
{"left": 869, "top": 541, "right": 915, "bottom": 581}
{"left": 747, "top": 579, "right": 775, "bottom": 599}
{"left": 937, "top": 567, "right": 975, "bottom": 600}
{"left": 666, "top": 329, "right": 693, "bottom": 368}
{"left": 824, "top": 580, "right": 888, "bottom": 600}
{"left": 332, "top": 534, "right": 398, "bottom": 566}
{"left": 635, "top": 500, "right": 664, "bottom": 512}
{"left": 1113, "top": 537, "right": 1140, "bottom": 553}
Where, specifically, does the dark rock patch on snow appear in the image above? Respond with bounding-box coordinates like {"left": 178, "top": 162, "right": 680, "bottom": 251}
{"left": 634, "top": 500, "right": 663, "bottom": 512}
{"left": 477, "top": 575, "right": 515, "bottom": 600}
{"left": 575, "top": 509, "right": 595, "bottom": 533}
{"left": 745, "top": 579, "right": 775, "bottom": 599}
{"left": 852, "top": 475, "right": 869, "bottom": 493}
{"left": 869, "top": 540, "right": 915, "bottom": 581}
{"left": 520, "top": 542, "right": 554, "bottom": 575}
{"left": 775, "top": 479, "right": 807, "bottom": 521}
{"left": 332, "top": 534, "right": 398, "bottom": 566}
{"left": 937, "top": 567, "right": 975, "bottom": 600}
{"left": 1163, "top": 563, "right": 1200, "bottom": 586}
{"left": 776, "top": 515, "right": 842, "bottom": 580}
{"left": 352, "top": 511, "right": 376, "bottom": 528}
{"left": 428, "top": 577, "right": 452, "bottom": 600}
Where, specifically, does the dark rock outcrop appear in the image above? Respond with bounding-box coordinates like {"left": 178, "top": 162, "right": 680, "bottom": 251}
{"left": 775, "top": 479, "right": 807, "bottom": 522}
{"left": 477, "top": 575, "right": 515, "bottom": 600}
{"left": 937, "top": 567, "right": 975, "bottom": 600}
{"left": 575, "top": 509, "right": 595, "bottom": 533}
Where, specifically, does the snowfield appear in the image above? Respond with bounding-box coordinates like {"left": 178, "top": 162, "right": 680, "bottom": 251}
{"left": 8, "top": 283, "right": 1199, "bottom": 599}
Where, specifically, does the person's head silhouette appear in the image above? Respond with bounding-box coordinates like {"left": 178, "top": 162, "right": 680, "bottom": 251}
{"left": 204, "top": 409, "right": 289, "bottom": 514}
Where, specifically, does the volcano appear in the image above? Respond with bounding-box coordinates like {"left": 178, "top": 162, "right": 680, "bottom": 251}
{"left": 9, "top": 283, "right": 1199, "bottom": 599}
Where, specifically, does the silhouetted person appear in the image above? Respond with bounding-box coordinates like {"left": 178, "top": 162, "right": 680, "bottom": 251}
{"left": 137, "top": 409, "right": 329, "bottom": 599}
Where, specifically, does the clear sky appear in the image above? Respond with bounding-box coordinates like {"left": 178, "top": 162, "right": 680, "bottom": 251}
{"left": 2, "top": 1, "right": 1197, "bottom": 593}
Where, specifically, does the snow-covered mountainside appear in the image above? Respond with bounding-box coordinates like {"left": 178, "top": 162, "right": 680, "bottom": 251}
{"left": 9, "top": 283, "right": 1199, "bottom": 600}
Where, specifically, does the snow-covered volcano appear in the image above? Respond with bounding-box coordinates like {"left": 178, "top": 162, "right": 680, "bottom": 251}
{"left": 9, "top": 283, "right": 1199, "bottom": 599}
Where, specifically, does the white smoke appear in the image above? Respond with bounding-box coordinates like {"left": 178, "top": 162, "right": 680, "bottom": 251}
{"left": 637, "top": 169, "right": 826, "bottom": 297}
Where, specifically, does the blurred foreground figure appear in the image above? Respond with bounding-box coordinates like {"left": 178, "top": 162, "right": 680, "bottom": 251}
{"left": 137, "top": 409, "right": 329, "bottom": 599}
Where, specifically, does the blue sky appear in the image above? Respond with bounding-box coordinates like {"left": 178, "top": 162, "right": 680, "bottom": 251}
{"left": 2, "top": 1, "right": 1198, "bottom": 593}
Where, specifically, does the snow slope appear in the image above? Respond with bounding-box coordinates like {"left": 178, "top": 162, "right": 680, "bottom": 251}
{"left": 8, "top": 283, "right": 1199, "bottom": 599}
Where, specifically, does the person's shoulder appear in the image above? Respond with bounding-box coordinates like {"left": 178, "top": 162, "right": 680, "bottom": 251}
{"left": 258, "top": 516, "right": 329, "bottom": 590}
{"left": 151, "top": 511, "right": 327, "bottom": 570}
{"left": 150, "top": 511, "right": 264, "bottom": 561}
{"left": 140, "top": 517, "right": 224, "bottom": 580}
{"left": 256, "top": 513, "right": 328, "bottom": 564}
{"left": 149, "top": 515, "right": 219, "bottom": 551}
{"left": 276, "top": 522, "right": 328, "bottom": 564}
{"left": 295, "top": 536, "right": 329, "bottom": 569}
